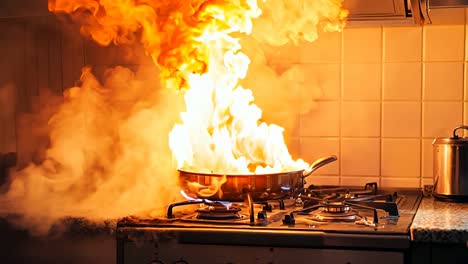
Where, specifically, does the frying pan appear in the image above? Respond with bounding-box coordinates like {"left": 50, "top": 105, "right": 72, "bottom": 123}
{"left": 178, "top": 155, "right": 337, "bottom": 201}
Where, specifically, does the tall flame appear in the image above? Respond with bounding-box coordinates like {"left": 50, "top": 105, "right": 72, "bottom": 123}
{"left": 49, "top": 0, "right": 258, "bottom": 90}
{"left": 0, "top": 0, "right": 347, "bottom": 234}
{"left": 167, "top": 1, "right": 308, "bottom": 174}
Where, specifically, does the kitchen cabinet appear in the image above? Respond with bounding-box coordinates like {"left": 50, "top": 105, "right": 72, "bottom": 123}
{"left": 344, "top": 0, "right": 408, "bottom": 18}
{"left": 411, "top": 242, "right": 468, "bottom": 264}
{"left": 0, "top": 218, "right": 115, "bottom": 264}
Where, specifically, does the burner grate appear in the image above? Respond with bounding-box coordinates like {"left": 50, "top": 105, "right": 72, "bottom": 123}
{"left": 196, "top": 203, "right": 242, "bottom": 220}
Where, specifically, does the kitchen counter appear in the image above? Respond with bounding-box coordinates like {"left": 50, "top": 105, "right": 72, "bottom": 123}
{"left": 410, "top": 197, "right": 468, "bottom": 244}
{"left": 0, "top": 217, "right": 117, "bottom": 264}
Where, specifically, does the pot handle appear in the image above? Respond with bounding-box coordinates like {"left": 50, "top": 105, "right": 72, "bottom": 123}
{"left": 303, "top": 155, "right": 337, "bottom": 178}
{"left": 452, "top": 125, "right": 468, "bottom": 139}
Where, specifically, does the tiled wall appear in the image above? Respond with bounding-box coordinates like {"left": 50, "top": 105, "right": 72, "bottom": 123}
{"left": 275, "top": 9, "right": 468, "bottom": 188}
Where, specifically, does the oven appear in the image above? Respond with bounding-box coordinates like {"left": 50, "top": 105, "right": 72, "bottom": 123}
{"left": 116, "top": 182, "right": 422, "bottom": 264}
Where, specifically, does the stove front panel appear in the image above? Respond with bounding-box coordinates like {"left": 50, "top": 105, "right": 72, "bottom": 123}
{"left": 121, "top": 241, "right": 405, "bottom": 264}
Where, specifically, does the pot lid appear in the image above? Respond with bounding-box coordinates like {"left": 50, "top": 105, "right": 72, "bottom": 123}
{"left": 433, "top": 126, "right": 468, "bottom": 145}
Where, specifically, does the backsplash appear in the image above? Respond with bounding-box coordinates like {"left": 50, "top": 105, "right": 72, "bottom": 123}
{"left": 278, "top": 8, "right": 468, "bottom": 188}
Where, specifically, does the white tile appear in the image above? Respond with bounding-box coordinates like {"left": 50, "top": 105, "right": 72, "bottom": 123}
{"left": 300, "top": 101, "right": 340, "bottom": 136}
{"left": 299, "top": 137, "right": 339, "bottom": 175}
{"left": 421, "top": 139, "right": 434, "bottom": 178}
{"left": 342, "top": 63, "right": 381, "bottom": 100}
{"left": 340, "top": 176, "right": 380, "bottom": 187}
{"left": 423, "top": 25, "right": 465, "bottom": 61}
{"left": 304, "top": 176, "right": 340, "bottom": 187}
{"left": 423, "top": 62, "right": 464, "bottom": 100}
{"left": 382, "top": 102, "right": 421, "bottom": 137}
{"left": 341, "top": 138, "right": 380, "bottom": 176}
{"left": 422, "top": 177, "right": 433, "bottom": 186}
{"left": 383, "top": 27, "right": 422, "bottom": 62}
{"left": 343, "top": 27, "right": 382, "bottom": 63}
{"left": 465, "top": 63, "right": 468, "bottom": 101}
{"left": 422, "top": 102, "right": 463, "bottom": 138}
{"left": 381, "top": 178, "right": 420, "bottom": 188}
{"left": 381, "top": 139, "right": 420, "bottom": 177}
{"left": 287, "top": 137, "right": 300, "bottom": 159}
{"left": 263, "top": 111, "right": 300, "bottom": 137}
{"left": 300, "top": 31, "right": 342, "bottom": 63}
{"left": 262, "top": 42, "right": 302, "bottom": 64}
{"left": 302, "top": 64, "right": 341, "bottom": 100}
{"left": 341, "top": 102, "right": 380, "bottom": 137}
{"left": 383, "top": 62, "right": 422, "bottom": 100}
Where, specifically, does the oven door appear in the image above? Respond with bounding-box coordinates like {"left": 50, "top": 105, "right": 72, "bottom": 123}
{"left": 117, "top": 228, "right": 410, "bottom": 264}
{"left": 120, "top": 241, "right": 405, "bottom": 264}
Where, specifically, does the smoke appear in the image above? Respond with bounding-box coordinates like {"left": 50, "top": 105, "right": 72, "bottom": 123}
{"left": 252, "top": 0, "right": 347, "bottom": 45}
{"left": 1, "top": 66, "right": 183, "bottom": 235}
{"left": 240, "top": 0, "right": 346, "bottom": 141}
{"left": 0, "top": 0, "right": 346, "bottom": 234}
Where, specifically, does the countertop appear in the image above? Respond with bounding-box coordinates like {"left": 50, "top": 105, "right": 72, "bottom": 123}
{"left": 410, "top": 197, "right": 468, "bottom": 244}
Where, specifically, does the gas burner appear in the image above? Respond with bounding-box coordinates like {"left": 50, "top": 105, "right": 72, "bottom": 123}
{"left": 303, "top": 201, "right": 357, "bottom": 222}
{"left": 196, "top": 203, "right": 242, "bottom": 220}
{"left": 321, "top": 201, "right": 350, "bottom": 213}
{"left": 308, "top": 208, "right": 358, "bottom": 222}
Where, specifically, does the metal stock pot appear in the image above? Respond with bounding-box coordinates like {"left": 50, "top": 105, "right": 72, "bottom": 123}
{"left": 178, "top": 155, "right": 337, "bottom": 201}
{"left": 433, "top": 126, "right": 468, "bottom": 202}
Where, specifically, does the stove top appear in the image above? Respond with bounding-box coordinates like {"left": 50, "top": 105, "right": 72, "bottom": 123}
{"left": 118, "top": 182, "right": 422, "bottom": 236}
{"left": 116, "top": 183, "right": 423, "bottom": 264}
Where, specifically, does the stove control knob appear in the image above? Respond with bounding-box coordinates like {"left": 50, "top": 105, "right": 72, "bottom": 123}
{"left": 282, "top": 214, "right": 295, "bottom": 225}
{"left": 257, "top": 210, "right": 267, "bottom": 219}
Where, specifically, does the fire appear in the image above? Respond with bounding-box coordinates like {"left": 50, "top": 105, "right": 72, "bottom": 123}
{"left": 168, "top": 0, "right": 347, "bottom": 174}
{"left": 49, "top": 0, "right": 260, "bottom": 91}
{"left": 49, "top": 0, "right": 346, "bottom": 176}
{"left": 0, "top": 0, "right": 347, "bottom": 234}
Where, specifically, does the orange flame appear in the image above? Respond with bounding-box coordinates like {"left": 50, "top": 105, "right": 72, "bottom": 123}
{"left": 49, "top": 0, "right": 261, "bottom": 91}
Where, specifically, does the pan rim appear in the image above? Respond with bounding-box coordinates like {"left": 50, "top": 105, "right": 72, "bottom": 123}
{"left": 177, "top": 169, "right": 305, "bottom": 177}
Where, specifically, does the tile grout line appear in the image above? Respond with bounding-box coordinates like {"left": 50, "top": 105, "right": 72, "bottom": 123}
{"left": 380, "top": 25, "right": 384, "bottom": 187}
{"left": 420, "top": 24, "right": 425, "bottom": 188}
{"left": 339, "top": 29, "right": 345, "bottom": 185}
{"left": 463, "top": 16, "right": 467, "bottom": 135}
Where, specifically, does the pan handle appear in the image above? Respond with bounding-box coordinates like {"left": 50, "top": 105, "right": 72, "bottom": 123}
{"left": 303, "top": 155, "right": 337, "bottom": 178}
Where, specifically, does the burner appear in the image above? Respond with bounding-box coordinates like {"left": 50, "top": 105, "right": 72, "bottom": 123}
{"left": 321, "top": 201, "right": 350, "bottom": 213}
{"left": 196, "top": 203, "right": 242, "bottom": 220}
{"left": 308, "top": 208, "right": 358, "bottom": 222}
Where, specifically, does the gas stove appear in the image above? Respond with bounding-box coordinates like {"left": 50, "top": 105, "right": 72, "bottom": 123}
{"left": 116, "top": 182, "right": 422, "bottom": 264}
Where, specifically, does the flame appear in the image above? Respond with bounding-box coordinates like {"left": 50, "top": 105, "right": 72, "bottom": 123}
{"left": 49, "top": 0, "right": 258, "bottom": 91}
{"left": 168, "top": 0, "right": 347, "bottom": 174}
{"left": 0, "top": 0, "right": 347, "bottom": 234}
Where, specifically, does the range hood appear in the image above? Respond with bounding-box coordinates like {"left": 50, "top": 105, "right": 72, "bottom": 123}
{"left": 344, "top": 0, "right": 468, "bottom": 26}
